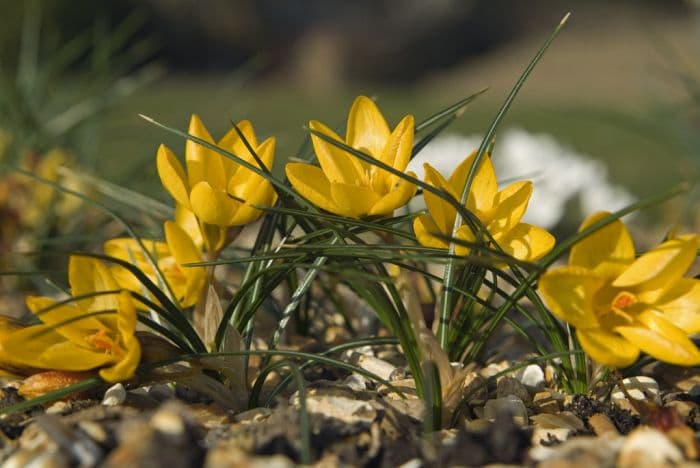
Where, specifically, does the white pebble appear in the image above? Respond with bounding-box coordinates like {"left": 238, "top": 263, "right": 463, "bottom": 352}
{"left": 517, "top": 364, "right": 545, "bottom": 391}
{"left": 101, "top": 383, "right": 126, "bottom": 406}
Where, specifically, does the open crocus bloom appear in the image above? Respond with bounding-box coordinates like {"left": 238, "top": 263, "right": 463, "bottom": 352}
{"left": 286, "top": 96, "right": 417, "bottom": 218}
{"left": 104, "top": 212, "right": 206, "bottom": 309}
{"left": 157, "top": 115, "right": 277, "bottom": 252}
{"left": 1, "top": 256, "right": 141, "bottom": 382}
{"left": 414, "top": 151, "right": 555, "bottom": 262}
{"left": 539, "top": 211, "right": 700, "bottom": 367}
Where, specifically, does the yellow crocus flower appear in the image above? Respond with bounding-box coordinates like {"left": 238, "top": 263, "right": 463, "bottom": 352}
{"left": 414, "top": 151, "right": 555, "bottom": 262}
{"left": 103, "top": 211, "right": 206, "bottom": 309}
{"left": 157, "top": 115, "right": 277, "bottom": 252}
{"left": 1, "top": 256, "right": 141, "bottom": 383}
{"left": 539, "top": 211, "right": 700, "bottom": 367}
{"left": 285, "top": 96, "right": 417, "bottom": 218}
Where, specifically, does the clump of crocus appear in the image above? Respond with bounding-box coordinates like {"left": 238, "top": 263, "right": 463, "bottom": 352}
{"left": 414, "top": 150, "right": 555, "bottom": 262}
{"left": 104, "top": 206, "right": 206, "bottom": 309}
{"left": 286, "top": 96, "right": 417, "bottom": 218}
{"left": 539, "top": 211, "right": 700, "bottom": 367}
{"left": 157, "top": 116, "right": 277, "bottom": 254}
{"left": 0, "top": 256, "right": 140, "bottom": 396}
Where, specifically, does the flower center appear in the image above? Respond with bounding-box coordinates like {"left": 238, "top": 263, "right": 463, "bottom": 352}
{"left": 594, "top": 287, "right": 637, "bottom": 328}
{"left": 612, "top": 291, "right": 637, "bottom": 310}
{"left": 86, "top": 329, "right": 121, "bottom": 356}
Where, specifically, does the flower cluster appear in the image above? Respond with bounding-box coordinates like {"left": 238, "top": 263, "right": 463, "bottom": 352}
{"left": 4, "top": 94, "right": 700, "bottom": 409}
{"left": 539, "top": 212, "right": 700, "bottom": 367}
{"left": 157, "top": 116, "right": 277, "bottom": 254}
{"left": 286, "top": 96, "right": 417, "bottom": 218}
{"left": 1, "top": 257, "right": 140, "bottom": 397}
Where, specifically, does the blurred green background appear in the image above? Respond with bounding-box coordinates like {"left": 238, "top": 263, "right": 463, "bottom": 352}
{"left": 2, "top": 0, "right": 700, "bottom": 222}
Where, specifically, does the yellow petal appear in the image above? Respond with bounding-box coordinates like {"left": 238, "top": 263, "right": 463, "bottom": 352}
{"left": 377, "top": 114, "right": 414, "bottom": 189}
{"left": 576, "top": 328, "right": 640, "bottom": 368}
{"left": 227, "top": 138, "right": 276, "bottom": 196}
{"left": 487, "top": 181, "right": 532, "bottom": 235}
{"left": 309, "top": 120, "right": 366, "bottom": 185}
{"left": 346, "top": 96, "right": 391, "bottom": 158}
{"left": 654, "top": 279, "right": 700, "bottom": 333}
{"left": 449, "top": 152, "right": 497, "bottom": 215}
{"left": 3, "top": 325, "right": 112, "bottom": 371}
{"left": 538, "top": 266, "right": 604, "bottom": 329}
{"left": 200, "top": 223, "right": 228, "bottom": 254}
{"left": 616, "top": 310, "right": 700, "bottom": 366}
{"left": 26, "top": 296, "right": 100, "bottom": 333}
{"left": 185, "top": 115, "right": 226, "bottom": 190}
{"left": 368, "top": 171, "right": 417, "bottom": 217}
{"left": 423, "top": 163, "right": 457, "bottom": 234}
{"left": 614, "top": 235, "right": 699, "bottom": 299}
{"left": 218, "top": 122, "right": 268, "bottom": 180}
{"left": 495, "top": 223, "right": 555, "bottom": 262}
{"left": 256, "top": 137, "right": 276, "bottom": 171}
{"left": 175, "top": 204, "right": 203, "bottom": 249}
{"left": 157, "top": 145, "right": 190, "bottom": 208}
{"left": 230, "top": 182, "right": 277, "bottom": 226}
{"left": 330, "top": 182, "right": 381, "bottom": 218}
{"left": 103, "top": 238, "right": 167, "bottom": 277}
{"left": 164, "top": 221, "right": 206, "bottom": 307}
{"left": 68, "top": 256, "right": 120, "bottom": 315}
{"left": 454, "top": 224, "right": 477, "bottom": 256}
{"left": 190, "top": 181, "right": 241, "bottom": 226}
{"left": 103, "top": 239, "right": 171, "bottom": 310}
{"left": 413, "top": 214, "right": 450, "bottom": 250}
{"left": 570, "top": 211, "right": 635, "bottom": 279}
{"left": 100, "top": 291, "right": 140, "bottom": 382}
{"left": 286, "top": 162, "right": 343, "bottom": 215}
{"left": 218, "top": 120, "right": 259, "bottom": 165}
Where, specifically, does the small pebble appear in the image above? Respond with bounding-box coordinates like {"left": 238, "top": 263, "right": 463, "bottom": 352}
{"left": 147, "top": 384, "right": 174, "bottom": 401}
{"left": 343, "top": 373, "right": 367, "bottom": 391}
{"left": 483, "top": 395, "right": 529, "bottom": 426}
{"left": 397, "top": 458, "right": 423, "bottom": 468}
{"left": 350, "top": 353, "right": 397, "bottom": 381}
{"left": 516, "top": 364, "right": 545, "bottom": 392}
{"left": 102, "top": 383, "right": 127, "bottom": 406}
{"left": 496, "top": 376, "right": 531, "bottom": 403}
{"left": 533, "top": 391, "right": 561, "bottom": 414}
{"left": 544, "top": 364, "right": 557, "bottom": 386}
{"left": 617, "top": 427, "right": 683, "bottom": 467}
{"left": 480, "top": 361, "right": 509, "bottom": 379}
{"left": 10, "top": 449, "right": 70, "bottom": 468}
{"left": 77, "top": 421, "right": 109, "bottom": 445}
{"left": 665, "top": 400, "right": 698, "bottom": 419}
{"left": 462, "top": 372, "right": 488, "bottom": 405}
{"left": 611, "top": 376, "right": 660, "bottom": 401}
{"left": 151, "top": 409, "right": 186, "bottom": 438}
{"left": 531, "top": 411, "right": 585, "bottom": 431}
{"left": 45, "top": 401, "right": 71, "bottom": 415}
{"left": 587, "top": 413, "right": 620, "bottom": 437}
{"left": 531, "top": 427, "right": 573, "bottom": 447}
{"left": 530, "top": 435, "right": 623, "bottom": 466}
{"left": 233, "top": 407, "right": 272, "bottom": 423}
{"left": 303, "top": 395, "right": 377, "bottom": 424}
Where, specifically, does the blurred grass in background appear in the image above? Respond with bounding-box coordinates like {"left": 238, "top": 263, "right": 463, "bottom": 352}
{"left": 2, "top": 0, "right": 700, "bottom": 223}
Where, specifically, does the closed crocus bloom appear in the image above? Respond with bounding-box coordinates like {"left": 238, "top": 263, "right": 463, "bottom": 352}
{"left": 286, "top": 96, "right": 417, "bottom": 218}
{"left": 414, "top": 151, "right": 554, "bottom": 262}
{"left": 157, "top": 115, "right": 277, "bottom": 252}
{"left": 3, "top": 257, "right": 141, "bottom": 383}
{"left": 539, "top": 211, "right": 700, "bottom": 368}
{"left": 103, "top": 212, "right": 206, "bottom": 309}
